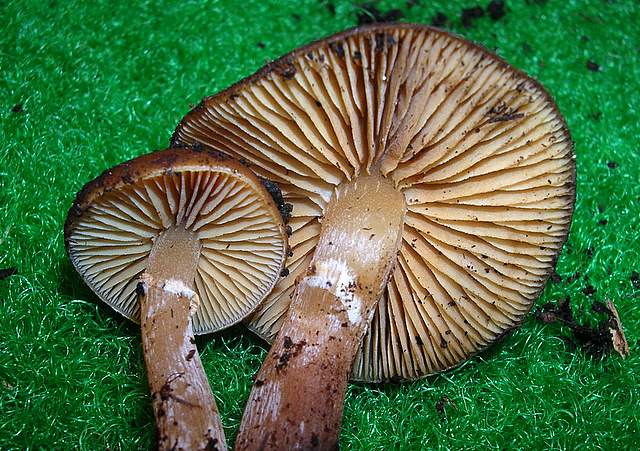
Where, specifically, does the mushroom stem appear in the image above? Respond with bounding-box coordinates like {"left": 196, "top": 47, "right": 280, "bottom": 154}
{"left": 139, "top": 226, "right": 227, "bottom": 451}
{"left": 237, "top": 175, "right": 406, "bottom": 450}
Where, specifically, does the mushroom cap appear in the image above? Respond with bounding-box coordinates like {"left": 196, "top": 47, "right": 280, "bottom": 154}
{"left": 65, "top": 148, "right": 288, "bottom": 334}
{"left": 172, "top": 24, "right": 575, "bottom": 381}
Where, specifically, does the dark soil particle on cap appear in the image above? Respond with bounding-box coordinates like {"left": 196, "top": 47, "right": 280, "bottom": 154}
{"left": 276, "top": 336, "right": 307, "bottom": 370}
{"left": 310, "top": 433, "right": 320, "bottom": 447}
{"left": 586, "top": 60, "right": 601, "bottom": 72}
{"left": 0, "top": 267, "right": 17, "bottom": 280}
{"left": 461, "top": 6, "right": 485, "bottom": 28}
{"left": 356, "top": 2, "right": 403, "bottom": 25}
{"left": 329, "top": 42, "right": 345, "bottom": 58}
{"left": 185, "top": 349, "right": 196, "bottom": 361}
{"left": 431, "top": 11, "right": 448, "bottom": 28}
{"left": 260, "top": 178, "right": 293, "bottom": 223}
{"left": 280, "top": 268, "right": 289, "bottom": 277}
{"left": 487, "top": 0, "right": 506, "bottom": 20}
{"left": 280, "top": 62, "right": 297, "bottom": 79}
{"left": 11, "top": 103, "right": 24, "bottom": 113}
{"left": 535, "top": 297, "right": 623, "bottom": 358}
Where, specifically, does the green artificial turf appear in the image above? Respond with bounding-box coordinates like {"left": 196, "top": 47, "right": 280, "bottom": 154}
{"left": 1, "top": 0, "right": 639, "bottom": 449}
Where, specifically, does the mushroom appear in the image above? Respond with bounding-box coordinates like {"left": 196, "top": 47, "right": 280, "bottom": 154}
{"left": 172, "top": 24, "right": 575, "bottom": 449}
{"left": 64, "top": 148, "right": 288, "bottom": 450}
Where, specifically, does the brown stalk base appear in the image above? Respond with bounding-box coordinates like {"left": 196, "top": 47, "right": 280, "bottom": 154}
{"left": 140, "top": 226, "right": 227, "bottom": 451}
{"left": 236, "top": 175, "right": 406, "bottom": 450}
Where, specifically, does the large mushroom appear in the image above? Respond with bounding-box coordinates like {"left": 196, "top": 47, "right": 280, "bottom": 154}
{"left": 64, "top": 148, "right": 288, "bottom": 450}
{"left": 172, "top": 24, "right": 575, "bottom": 449}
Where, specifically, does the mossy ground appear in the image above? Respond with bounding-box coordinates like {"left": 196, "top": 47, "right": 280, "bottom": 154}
{"left": 1, "top": 0, "right": 639, "bottom": 449}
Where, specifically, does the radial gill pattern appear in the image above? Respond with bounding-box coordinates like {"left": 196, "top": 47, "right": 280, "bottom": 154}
{"left": 172, "top": 24, "right": 575, "bottom": 381}
{"left": 67, "top": 168, "right": 287, "bottom": 334}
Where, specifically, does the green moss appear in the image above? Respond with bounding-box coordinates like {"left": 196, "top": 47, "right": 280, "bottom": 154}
{"left": 1, "top": 0, "right": 638, "bottom": 449}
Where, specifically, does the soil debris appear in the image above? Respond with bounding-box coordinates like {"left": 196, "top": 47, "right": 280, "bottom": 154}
{"left": 487, "top": 0, "right": 506, "bottom": 20}
{"left": 586, "top": 60, "right": 601, "bottom": 72}
{"left": 276, "top": 336, "right": 307, "bottom": 370}
{"left": 461, "top": 6, "right": 485, "bottom": 28}
{"left": 0, "top": 267, "right": 17, "bottom": 280}
{"left": 534, "top": 297, "right": 629, "bottom": 359}
{"left": 435, "top": 395, "right": 457, "bottom": 418}
{"left": 631, "top": 271, "right": 640, "bottom": 289}
{"left": 11, "top": 104, "right": 24, "bottom": 113}
{"left": 431, "top": 11, "right": 448, "bottom": 28}
{"left": 550, "top": 271, "right": 562, "bottom": 284}
{"left": 260, "top": 178, "right": 293, "bottom": 223}
{"left": 607, "top": 161, "right": 618, "bottom": 169}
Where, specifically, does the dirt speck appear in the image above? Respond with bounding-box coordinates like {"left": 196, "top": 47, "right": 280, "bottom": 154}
{"left": 276, "top": 337, "right": 307, "bottom": 370}
{"left": 0, "top": 267, "right": 17, "bottom": 280}
{"left": 550, "top": 271, "right": 562, "bottom": 283}
{"left": 461, "top": 6, "right": 485, "bottom": 28}
{"left": 607, "top": 161, "right": 618, "bottom": 169}
{"left": 431, "top": 11, "right": 448, "bottom": 27}
{"left": 11, "top": 104, "right": 24, "bottom": 113}
{"left": 586, "top": 60, "right": 600, "bottom": 72}
{"left": 487, "top": 0, "right": 506, "bottom": 20}
{"left": 260, "top": 178, "right": 293, "bottom": 223}
{"left": 435, "top": 395, "right": 456, "bottom": 418}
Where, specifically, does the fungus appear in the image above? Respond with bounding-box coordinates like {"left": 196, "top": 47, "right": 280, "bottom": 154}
{"left": 172, "top": 24, "right": 575, "bottom": 449}
{"left": 65, "top": 148, "right": 288, "bottom": 450}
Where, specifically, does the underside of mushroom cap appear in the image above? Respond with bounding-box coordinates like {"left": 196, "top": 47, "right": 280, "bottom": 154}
{"left": 65, "top": 148, "right": 288, "bottom": 334}
{"left": 172, "top": 24, "right": 576, "bottom": 381}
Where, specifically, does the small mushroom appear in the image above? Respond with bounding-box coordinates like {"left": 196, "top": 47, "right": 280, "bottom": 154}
{"left": 173, "top": 24, "right": 575, "bottom": 450}
{"left": 64, "top": 148, "right": 288, "bottom": 450}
